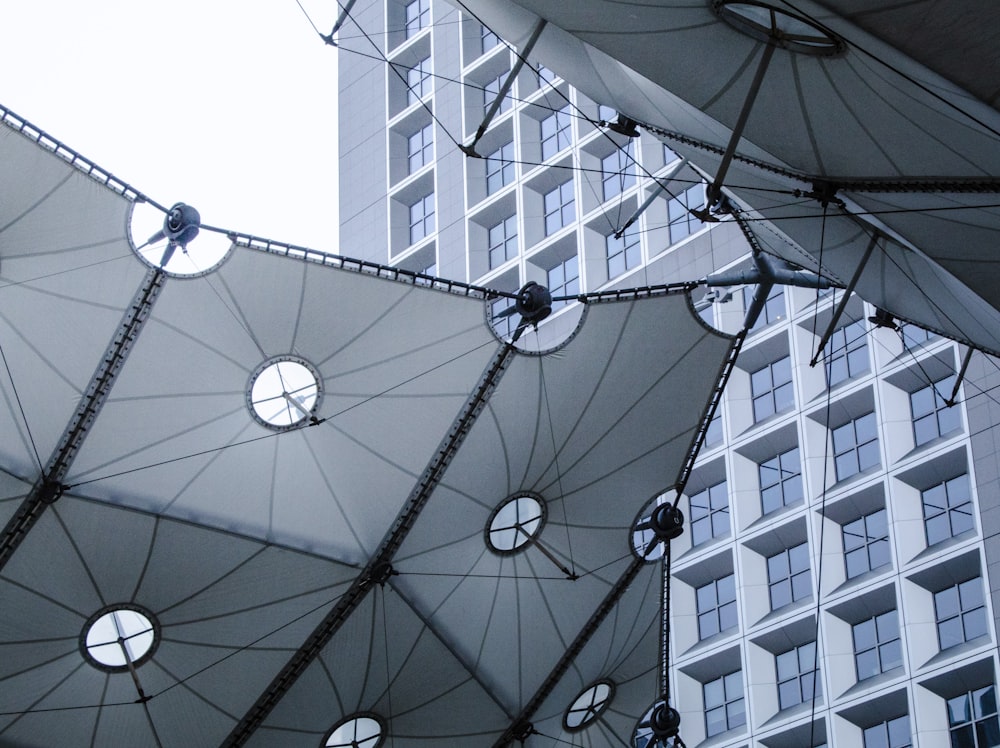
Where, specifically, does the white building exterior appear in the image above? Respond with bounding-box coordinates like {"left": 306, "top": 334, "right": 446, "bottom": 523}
{"left": 336, "top": 2, "right": 1000, "bottom": 746}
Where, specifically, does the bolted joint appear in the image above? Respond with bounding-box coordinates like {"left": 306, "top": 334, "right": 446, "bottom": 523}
{"left": 651, "top": 503, "right": 684, "bottom": 542}
{"left": 650, "top": 703, "right": 681, "bottom": 739}
{"left": 369, "top": 561, "right": 397, "bottom": 587}
{"left": 512, "top": 719, "right": 534, "bottom": 742}
{"left": 38, "top": 480, "right": 64, "bottom": 505}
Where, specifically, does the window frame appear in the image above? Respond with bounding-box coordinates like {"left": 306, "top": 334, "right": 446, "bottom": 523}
{"left": 704, "top": 670, "right": 746, "bottom": 737}
{"left": 750, "top": 355, "right": 794, "bottom": 422}
{"left": 605, "top": 227, "right": 640, "bottom": 280}
{"left": 543, "top": 179, "right": 575, "bottom": 236}
{"left": 842, "top": 508, "right": 890, "bottom": 580}
{"left": 485, "top": 141, "right": 514, "bottom": 195}
{"left": 767, "top": 541, "right": 811, "bottom": 611}
{"left": 935, "top": 577, "right": 989, "bottom": 651}
{"left": 911, "top": 374, "right": 961, "bottom": 446}
{"left": 406, "top": 122, "right": 433, "bottom": 174}
{"left": 406, "top": 57, "right": 432, "bottom": 106}
{"left": 689, "top": 480, "right": 729, "bottom": 547}
{"left": 487, "top": 215, "right": 518, "bottom": 270}
{"left": 776, "top": 641, "right": 820, "bottom": 710}
{"left": 832, "top": 411, "right": 880, "bottom": 481}
{"left": 540, "top": 105, "right": 572, "bottom": 161}
{"left": 695, "top": 573, "right": 737, "bottom": 640}
{"left": 408, "top": 192, "right": 435, "bottom": 245}
{"left": 852, "top": 609, "right": 902, "bottom": 681}
{"left": 759, "top": 446, "right": 803, "bottom": 515}
{"left": 922, "top": 473, "right": 974, "bottom": 546}
{"left": 826, "top": 318, "right": 869, "bottom": 386}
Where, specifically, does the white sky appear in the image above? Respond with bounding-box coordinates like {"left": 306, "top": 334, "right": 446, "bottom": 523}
{"left": 1, "top": 0, "right": 341, "bottom": 250}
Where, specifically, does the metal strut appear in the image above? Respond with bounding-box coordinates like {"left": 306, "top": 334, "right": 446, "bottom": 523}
{"left": 615, "top": 159, "right": 688, "bottom": 239}
{"left": 461, "top": 19, "right": 547, "bottom": 158}
{"left": 223, "top": 340, "right": 520, "bottom": 747}
{"left": 809, "top": 232, "right": 879, "bottom": 367}
{"left": 0, "top": 268, "right": 166, "bottom": 572}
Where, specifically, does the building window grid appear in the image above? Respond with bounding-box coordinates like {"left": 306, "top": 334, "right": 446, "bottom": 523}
{"left": 843, "top": 508, "right": 890, "bottom": 579}
{"left": 853, "top": 609, "right": 902, "bottom": 681}
{"left": 483, "top": 71, "right": 511, "bottom": 116}
{"left": 923, "top": 474, "right": 975, "bottom": 546}
{"left": 404, "top": 0, "right": 430, "bottom": 38}
{"left": 832, "top": 411, "right": 880, "bottom": 481}
{"left": 767, "top": 541, "right": 811, "bottom": 611}
{"left": 689, "top": 480, "right": 729, "bottom": 546}
{"left": 543, "top": 179, "right": 575, "bottom": 236}
{"left": 704, "top": 670, "right": 746, "bottom": 737}
{"left": 540, "top": 106, "right": 572, "bottom": 161}
{"left": 485, "top": 141, "right": 514, "bottom": 195}
{"left": 488, "top": 215, "right": 518, "bottom": 270}
{"left": 407, "top": 57, "right": 432, "bottom": 105}
{"left": 826, "top": 318, "right": 869, "bottom": 386}
{"left": 667, "top": 184, "right": 705, "bottom": 245}
{"left": 911, "top": 375, "right": 961, "bottom": 446}
{"left": 776, "top": 641, "right": 820, "bottom": 710}
{"left": 751, "top": 355, "right": 794, "bottom": 422}
{"left": 948, "top": 685, "right": 1000, "bottom": 748}
{"left": 935, "top": 577, "right": 989, "bottom": 650}
{"left": 601, "top": 143, "right": 636, "bottom": 201}
{"left": 407, "top": 123, "right": 433, "bottom": 174}
{"left": 606, "top": 228, "right": 640, "bottom": 280}
{"left": 696, "top": 573, "right": 737, "bottom": 640}
{"left": 705, "top": 411, "right": 723, "bottom": 447}
{"left": 863, "top": 714, "right": 912, "bottom": 748}
{"left": 759, "top": 446, "right": 803, "bottom": 515}
{"left": 408, "top": 193, "right": 435, "bottom": 245}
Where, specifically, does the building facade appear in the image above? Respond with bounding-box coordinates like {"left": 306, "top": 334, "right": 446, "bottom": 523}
{"left": 336, "top": 2, "right": 1000, "bottom": 746}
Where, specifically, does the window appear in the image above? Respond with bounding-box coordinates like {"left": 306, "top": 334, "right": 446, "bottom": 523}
{"left": 936, "top": 577, "right": 988, "bottom": 650}
{"left": 491, "top": 296, "right": 517, "bottom": 338}
{"left": 853, "top": 609, "right": 902, "bottom": 680}
{"left": 598, "top": 104, "right": 616, "bottom": 123}
{"left": 911, "top": 375, "right": 961, "bottom": 446}
{"left": 923, "top": 474, "right": 974, "bottom": 546}
{"left": 667, "top": 184, "right": 705, "bottom": 245}
{"left": 408, "top": 193, "right": 434, "bottom": 244}
{"left": 485, "top": 141, "right": 514, "bottom": 195}
{"left": 540, "top": 105, "right": 572, "bottom": 160}
{"left": 606, "top": 227, "right": 640, "bottom": 280}
{"left": 480, "top": 23, "right": 500, "bottom": 54}
{"left": 863, "top": 714, "right": 911, "bottom": 748}
{"left": 546, "top": 255, "right": 579, "bottom": 309}
{"left": 759, "top": 446, "right": 803, "bottom": 515}
{"left": 488, "top": 215, "right": 518, "bottom": 269}
{"left": 767, "top": 541, "right": 811, "bottom": 610}
{"left": 689, "top": 480, "right": 729, "bottom": 546}
{"left": 742, "top": 285, "right": 786, "bottom": 329}
{"left": 751, "top": 356, "right": 794, "bottom": 422}
{"left": 696, "top": 573, "right": 737, "bottom": 639}
{"left": 601, "top": 143, "right": 636, "bottom": 201}
{"left": 901, "top": 323, "right": 934, "bottom": 349}
{"left": 843, "top": 508, "right": 890, "bottom": 579}
{"left": 543, "top": 179, "right": 575, "bottom": 236}
{"left": 404, "top": 0, "right": 429, "bottom": 38}
{"left": 948, "top": 685, "right": 1000, "bottom": 748}
{"left": 663, "top": 142, "right": 678, "bottom": 164}
{"left": 776, "top": 641, "right": 820, "bottom": 710}
{"left": 704, "top": 670, "right": 745, "bottom": 737}
{"left": 483, "top": 71, "right": 511, "bottom": 116}
{"left": 407, "top": 122, "right": 433, "bottom": 174}
{"left": 537, "top": 64, "right": 557, "bottom": 85}
{"left": 407, "top": 57, "right": 432, "bottom": 105}
{"left": 833, "top": 411, "right": 879, "bottom": 480}
{"left": 826, "top": 318, "right": 869, "bottom": 386}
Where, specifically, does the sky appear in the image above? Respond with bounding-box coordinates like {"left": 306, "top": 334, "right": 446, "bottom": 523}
{"left": 1, "top": 0, "right": 341, "bottom": 250}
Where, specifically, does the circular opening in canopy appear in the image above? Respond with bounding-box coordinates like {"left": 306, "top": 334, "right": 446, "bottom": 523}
{"left": 714, "top": 1, "right": 844, "bottom": 55}
{"left": 323, "top": 714, "right": 385, "bottom": 748}
{"left": 486, "top": 493, "right": 546, "bottom": 554}
{"left": 248, "top": 356, "right": 322, "bottom": 430}
{"left": 564, "top": 680, "right": 615, "bottom": 731}
{"left": 128, "top": 200, "right": 231, "bottom": 277}
{"left": 81, "top": 604, "right": 159, "bottom": 671}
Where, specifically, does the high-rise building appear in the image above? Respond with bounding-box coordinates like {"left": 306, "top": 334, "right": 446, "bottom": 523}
{"left": 337, "top": 2, "right": 1000, "bottom": 746}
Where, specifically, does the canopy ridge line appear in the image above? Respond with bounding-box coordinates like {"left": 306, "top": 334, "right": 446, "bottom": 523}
{"left": 492, "top": 556, "right": 646, "bottom": 748}
{"left": 229, "top": 232, "right": 499, "bottom": 301}
{"left": 222, "top": 340, "right": 520, "bottom": 747}
{"left": 0, "top": 268, "right": 166, "bottom": 572}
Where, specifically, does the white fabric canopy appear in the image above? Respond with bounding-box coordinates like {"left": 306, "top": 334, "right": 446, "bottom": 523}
{"left": 0, "top": 109, "right": 732, "bottom": 746}
{"left": 460, "top": 0, "right": 1000, "bottom": 354}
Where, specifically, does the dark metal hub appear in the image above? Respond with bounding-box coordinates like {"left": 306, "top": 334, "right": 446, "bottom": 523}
{"left": 650, "top": 703, "right": 681, "bottom": 739}
{"left": 651, "top": 504, "right": 684, "bottom": 541}
{"left": 514, "top": 282, "right": 552, "bottom": 326}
